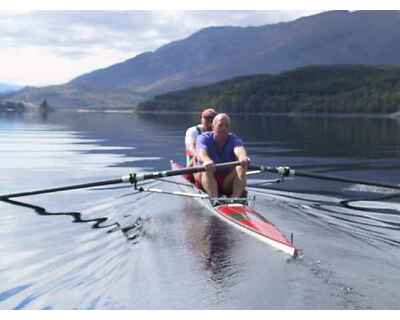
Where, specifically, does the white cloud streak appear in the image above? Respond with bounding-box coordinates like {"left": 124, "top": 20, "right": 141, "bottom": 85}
{"left": 0, "top": 11, "right": 320, "bottom": 86}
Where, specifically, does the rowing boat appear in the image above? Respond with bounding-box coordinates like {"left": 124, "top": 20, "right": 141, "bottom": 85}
{"left": 170, "top": 160, "right": 298, "bottom": 257}
{"left": 0, "top": 157, "right": 297, "bottom": 256}
{"left": 5, "top": 156, "right": 400, "bottom": 258}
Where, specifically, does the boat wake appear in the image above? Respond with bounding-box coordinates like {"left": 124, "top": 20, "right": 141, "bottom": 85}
{"left": 0, "top": 182, "right": 162, "bottom": 309}
{"left": 249, "top": 187, "right": 400, "bottom": 250}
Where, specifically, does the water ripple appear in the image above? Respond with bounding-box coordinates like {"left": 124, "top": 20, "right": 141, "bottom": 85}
{"left": 252, "top": 188, "right": 400, "bottom": 250}
{"left": 0, "top": 121, "right": 153, "bottom": 308}
{"left": 0, "top": 195, "right": 143, "bottom": 309}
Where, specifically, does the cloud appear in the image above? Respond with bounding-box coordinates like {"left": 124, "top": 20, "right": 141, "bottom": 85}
{"left": 1, "top": 11, "right": 319, "bottom": 54}
{"left": 0, "top": 45, "right": 128, "bottom": 86}
{"left": 0, "top": 11, "right": 320, "bottom": 85}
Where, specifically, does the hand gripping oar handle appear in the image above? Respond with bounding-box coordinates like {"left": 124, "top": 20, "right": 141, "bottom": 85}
{"left": 250, "top": 165, "right": 400, "bottom": 191}
{"left": 0, "top": 160, "right": 242, "bottom": 199}
{"left": 130, "top": 160, "right": 242, "bottom": 182}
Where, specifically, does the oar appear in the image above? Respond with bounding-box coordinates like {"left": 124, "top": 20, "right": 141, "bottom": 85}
{"left": 0, "top": 160, "right": 241, "bottom": 199}
{"left": 249, "top": 165, "right": 400, "bottom": 191}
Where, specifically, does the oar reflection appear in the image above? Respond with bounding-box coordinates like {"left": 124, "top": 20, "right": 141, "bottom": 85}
{"left": 1, "top": 197, "right": 145, "bottom": 243}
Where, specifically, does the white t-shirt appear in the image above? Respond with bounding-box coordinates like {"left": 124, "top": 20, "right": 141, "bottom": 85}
{"left": 185, "top": 124, "right": 204, "bottom": 150}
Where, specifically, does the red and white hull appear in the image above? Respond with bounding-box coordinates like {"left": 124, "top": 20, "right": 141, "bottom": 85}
{"left": 170, "top": 161, "right": 297, "bottom": 257}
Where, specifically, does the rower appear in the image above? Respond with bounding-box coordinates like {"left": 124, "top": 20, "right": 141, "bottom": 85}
{"left": 195, "top": 113, "right": 249, "bottom": 200}
{"left": 185, "top": 107, "right": 217, "bottom": 167}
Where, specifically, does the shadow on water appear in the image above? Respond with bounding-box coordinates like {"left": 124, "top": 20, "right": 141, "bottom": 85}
{"left": 202, "top": 217, "right": 237, "bottom": 283}
{"left": 180, "top": 201, "right": 243, "bottom": 291}
{"left": 0, "top": 197, "right": 145, "bottom": 243}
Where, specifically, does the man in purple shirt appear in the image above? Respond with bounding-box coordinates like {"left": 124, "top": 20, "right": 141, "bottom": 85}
{"left": 195, "top": 113, "right": 249, "bottom": 199}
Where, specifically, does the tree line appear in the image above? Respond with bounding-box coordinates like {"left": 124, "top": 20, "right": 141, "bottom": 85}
{"left": 136, "top": 65, "right": 400, "bottom": 114}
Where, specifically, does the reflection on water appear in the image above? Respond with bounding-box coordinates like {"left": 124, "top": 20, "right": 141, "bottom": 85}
{"left": 1, "top": 112, "right": 400, "bottom": 309}
{"left": 182, "top": 201, "right": 239, "bottom": 286}
{"left": 136, "top": 112, "right": 400, "bottom": 158}
{"left": 1, "top": 197, "right": 146, "bottom": 242}
{"left": 0, "top": 197, "right": 141, "bottom": 309}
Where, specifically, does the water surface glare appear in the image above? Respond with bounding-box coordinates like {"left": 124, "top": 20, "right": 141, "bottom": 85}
{"left": 1, "top": 112, "right": 400, "bottom": 309}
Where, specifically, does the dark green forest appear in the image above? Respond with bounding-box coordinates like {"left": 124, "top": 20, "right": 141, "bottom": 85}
{"left": 137, "top": 65, "right": 400, "bottom": 114}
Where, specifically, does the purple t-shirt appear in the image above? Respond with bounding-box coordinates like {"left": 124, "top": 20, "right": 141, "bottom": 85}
{"left": 196, "top": 132, "right": 243, "bottom": 166}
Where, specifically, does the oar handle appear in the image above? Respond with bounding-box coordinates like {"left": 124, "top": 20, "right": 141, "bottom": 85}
{"left": 133, "top": 160, "right": 242, "bottom": 182}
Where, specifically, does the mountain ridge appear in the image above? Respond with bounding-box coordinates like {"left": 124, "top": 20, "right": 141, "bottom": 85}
{"left": 4, "top": 10, "right": 400, "bottom": 110}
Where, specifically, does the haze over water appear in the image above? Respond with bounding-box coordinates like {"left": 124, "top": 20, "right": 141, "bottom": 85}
{"left": 1, "top": 111, "right": 400, "bottom": 309}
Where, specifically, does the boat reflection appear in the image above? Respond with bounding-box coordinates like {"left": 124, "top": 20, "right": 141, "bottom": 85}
{"left": 181, "top": 201, "right": 241, "bottom": 286}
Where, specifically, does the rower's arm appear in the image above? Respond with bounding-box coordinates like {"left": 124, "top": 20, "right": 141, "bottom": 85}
{"left": 234, "top": 146, "right": 247, "bottom": 160}
{"left": 185, "top": 128, "right": 198, "bottom": 166}
{"left": 197, "top": 148, "right": 213, "bottom": 165}
{"left": 196, "top": 133, "right": 215, "bottom": 171}
{"left": 234, "top": 146, "right": 249, "bottom": 169}
{"left": 185, "top": 129, "right": 197, "bottom": 155}
{"left": 187, "top": 140, "right": 196, "bottom": 157}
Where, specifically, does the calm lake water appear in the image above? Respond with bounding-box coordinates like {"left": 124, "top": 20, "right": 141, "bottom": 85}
{"left": 1, "top": 111, "right": 400, "bottom": 309}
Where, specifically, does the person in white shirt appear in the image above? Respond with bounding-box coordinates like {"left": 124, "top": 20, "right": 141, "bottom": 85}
{"left": 185, "top": 107, "right": 217, "bottom": 167}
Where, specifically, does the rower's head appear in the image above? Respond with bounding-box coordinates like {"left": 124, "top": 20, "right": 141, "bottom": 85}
{"left": 200, "top": 107, "right": 217, "bottom": 131}
{"left": 212, "top": 113, "right": 231, "bottom": 141}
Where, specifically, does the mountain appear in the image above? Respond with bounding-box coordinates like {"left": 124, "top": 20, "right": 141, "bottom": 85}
{"left": 5, "top": 10, "right": 400, "bottom": 109}
{"left": 68, "top": 10, "right": 400, "bottom": 93}
{"left": 4, "top": 84, "right": 148, "bottom": 110}
{"left": 0, "top": 82, "right": 23, "bottom": 94}
{"left": 137, "top": 65, "right": 400, "bottom": 114}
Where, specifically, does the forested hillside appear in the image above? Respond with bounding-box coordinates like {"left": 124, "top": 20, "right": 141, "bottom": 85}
{"left": 137, "top": 65, "right": 400, "bottom": 114}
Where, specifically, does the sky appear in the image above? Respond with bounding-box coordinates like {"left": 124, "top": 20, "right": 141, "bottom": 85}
{"left": 0, "top": 10, "right": 323, "bottom": 87}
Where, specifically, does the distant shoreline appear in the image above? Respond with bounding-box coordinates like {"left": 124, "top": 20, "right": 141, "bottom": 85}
{"left": 135, "top": 110, "right": 400, "bottom": 119}
{"left": 53, "top": 108, "right": 400, "bottom": 119}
